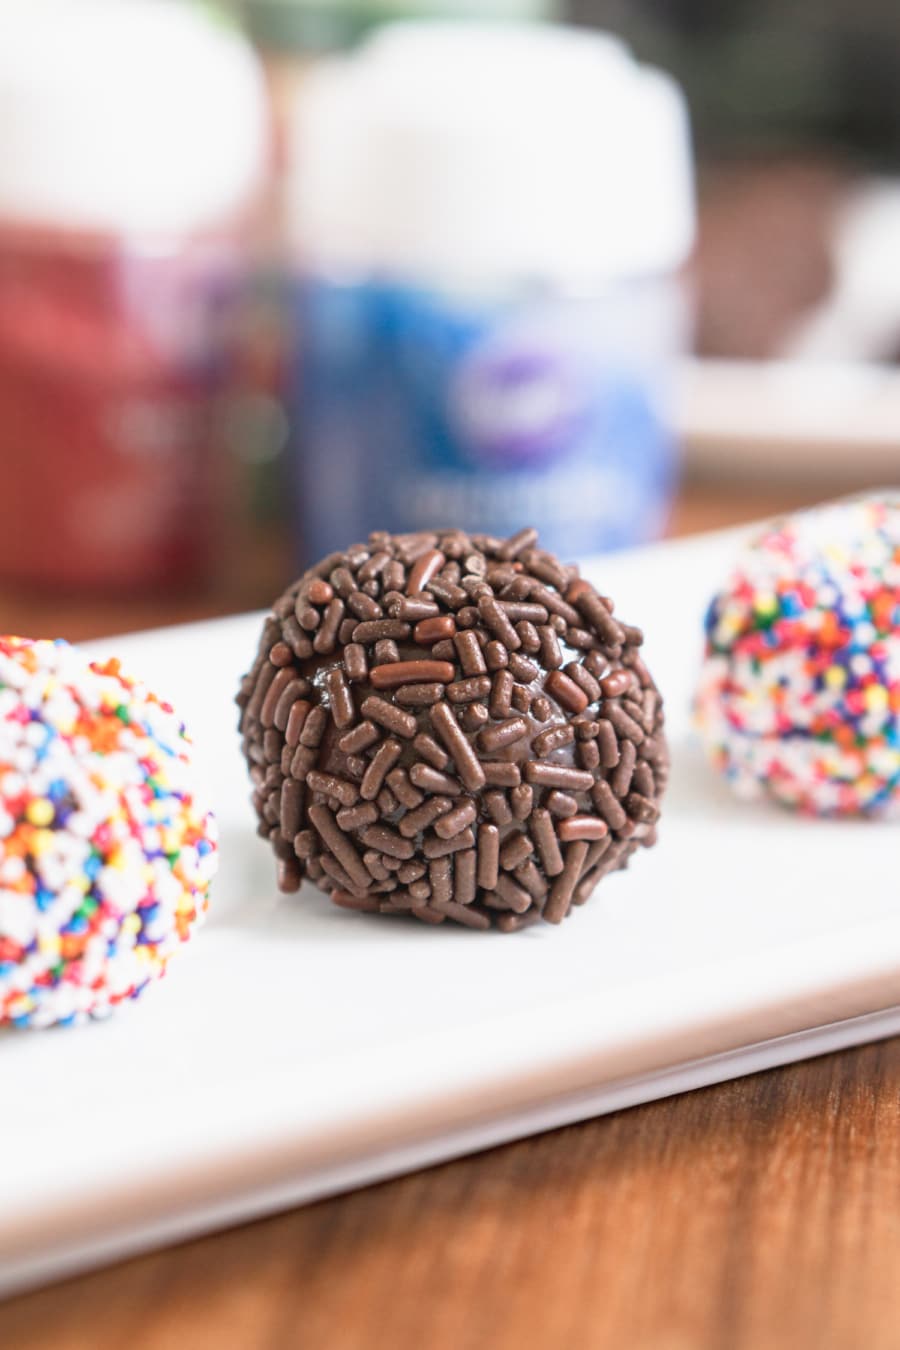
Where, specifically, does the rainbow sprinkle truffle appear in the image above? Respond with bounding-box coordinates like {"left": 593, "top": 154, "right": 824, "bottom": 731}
{"left": 695, "top": 496, "right": 900, "bottom": 816}
{"left": 0, "top": 638, "right": 217, "bottom": 1028}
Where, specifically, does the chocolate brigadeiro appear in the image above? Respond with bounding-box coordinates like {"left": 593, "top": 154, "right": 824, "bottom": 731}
{"left": 237, "top": 527, "right": 668, "bottom": 931}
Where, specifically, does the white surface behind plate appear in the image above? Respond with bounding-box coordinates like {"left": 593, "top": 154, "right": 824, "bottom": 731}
{"left": 2, "top": 527, "right": 899, "bottom": 1297}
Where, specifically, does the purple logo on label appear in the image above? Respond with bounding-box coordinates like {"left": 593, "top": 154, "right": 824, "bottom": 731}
{"left": 450, "top": 337, "right": 591, "bottom": 470}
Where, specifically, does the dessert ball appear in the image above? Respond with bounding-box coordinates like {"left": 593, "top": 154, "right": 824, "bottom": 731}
{"left": 238, "top": 527, "right": 667, "bottom": 930}
{"left": 695, "top": 495, "right": 900, "bottom": 815}
{"left": 0, "top": 638, "right": 218, "bottom": 1028}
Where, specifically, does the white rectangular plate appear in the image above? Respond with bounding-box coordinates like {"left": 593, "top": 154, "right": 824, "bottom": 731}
{"left": 2, "top": 527, "right": 899, "bottom": 1298}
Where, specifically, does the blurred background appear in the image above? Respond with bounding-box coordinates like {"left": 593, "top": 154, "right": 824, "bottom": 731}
{"left": 1, "top": 0, "right": 898, "bottom": 638}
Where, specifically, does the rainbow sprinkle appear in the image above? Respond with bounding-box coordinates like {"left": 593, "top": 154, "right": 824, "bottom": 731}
{"left": 694, "top": 496, "right": 900, "bottom": 816}
{"left": 0, "top": 637, "right": 217, "bottom": 1028}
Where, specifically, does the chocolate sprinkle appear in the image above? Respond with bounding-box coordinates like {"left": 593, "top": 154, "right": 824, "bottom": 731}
{"left": 238, "top": 527, "right": 667, "bottom": 930}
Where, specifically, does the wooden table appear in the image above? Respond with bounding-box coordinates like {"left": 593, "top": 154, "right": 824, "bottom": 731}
{"left": 3, "top": 482, "right": 897, "bottom": 1350}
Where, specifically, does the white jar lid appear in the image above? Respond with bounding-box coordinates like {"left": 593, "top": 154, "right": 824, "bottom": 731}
{"left": 0, "top": 0, "right": 268, "bottom": 236}
{"left": 290, "top": 22, "right": 695, "bottom": 286}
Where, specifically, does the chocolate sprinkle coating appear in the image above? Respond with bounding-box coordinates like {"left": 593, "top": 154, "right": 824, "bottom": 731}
{"left": 237, "top": 528, "right": 668, "bottom": 930}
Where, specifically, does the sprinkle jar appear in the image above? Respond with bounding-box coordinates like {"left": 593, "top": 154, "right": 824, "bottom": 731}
{"left": 0, "top": 0, "right": 268, "bottom": 592}
{"left": 286, "top": 23, "right": 694, "bottom": 563}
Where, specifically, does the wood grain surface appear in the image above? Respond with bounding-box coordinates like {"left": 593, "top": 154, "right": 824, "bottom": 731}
{"left": 2, "top": 483, "right": 895, "bottom": 1349}
{"left": 2, "top": 1038, "right": 899, "bottom": 1350}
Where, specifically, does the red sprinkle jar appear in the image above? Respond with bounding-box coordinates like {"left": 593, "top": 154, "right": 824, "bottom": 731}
{"left": 0, "top": 229, "right": 246, "bottom": 591}
{"left": 0, "top": 0, "right": 268, "bottom": 593}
